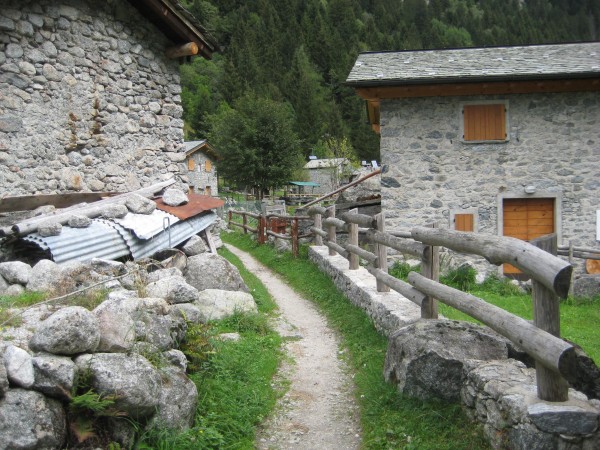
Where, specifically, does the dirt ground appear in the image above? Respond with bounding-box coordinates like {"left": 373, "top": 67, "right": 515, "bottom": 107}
{"left": 224, "top": 244, "right": 362, "bottom": 449}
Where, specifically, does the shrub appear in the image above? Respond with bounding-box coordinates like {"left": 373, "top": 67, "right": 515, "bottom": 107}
{"left": 441, "top": 264, "right": 477, "bottom": 291}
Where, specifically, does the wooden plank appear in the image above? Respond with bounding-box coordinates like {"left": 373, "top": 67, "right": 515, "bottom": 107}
{"left": 0, "top": 192, "right": 121, "bottom": 213}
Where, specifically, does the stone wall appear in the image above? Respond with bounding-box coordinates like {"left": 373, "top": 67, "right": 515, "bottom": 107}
{"left": 379, "top": 92, "right": 600, "bottom": 274}
{"left": 186, "top": 152, "right": 218, "bottom": 196}
{"left": 0, "top": 0, "right": 187, "bottom": 195}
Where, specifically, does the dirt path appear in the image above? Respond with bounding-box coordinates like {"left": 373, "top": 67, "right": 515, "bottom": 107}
{"left": 224, "top": 244, "right": 361, "bottom": 450}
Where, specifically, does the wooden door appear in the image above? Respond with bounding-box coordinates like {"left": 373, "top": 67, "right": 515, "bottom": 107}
{"left": 503, "top": 198, "right": 555, "bottom": 276}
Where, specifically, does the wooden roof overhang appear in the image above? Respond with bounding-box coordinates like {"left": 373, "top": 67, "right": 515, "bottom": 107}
{"left": 352, "top": 76, "right": 600, "bottom": 134}
{"left": 126, "top": 0, "right": 219, "bottom": 59}
{"left": 185, "top": 141, "right": 221, "bottom": 161}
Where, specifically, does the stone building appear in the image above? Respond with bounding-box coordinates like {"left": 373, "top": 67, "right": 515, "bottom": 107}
{"left": 184, "top": 140, "right": 218, "bottom": 196}
{"left": 346, "top": 42, "right": 600, "bottom": 276}
{"left": 0, "top": 0, "right": 217, "bottom": 196}
{"left": 304, "top": 158, "right": 352, "bottom": 195}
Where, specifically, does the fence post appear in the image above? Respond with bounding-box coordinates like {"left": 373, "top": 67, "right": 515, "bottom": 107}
{"left": 228, "top": 210, "right": 232, "bottom": 229}
{"left": 420, "top": 222, "right": 439, "bottom": 319}
{"left": 568, "top": 241, "right": 575, "bottom": 298}
{"left": 375, "top": 212, "right": 390, "bottom": 292}
{"left": 349, "top": 208, "right": 359, "bottom": 270}
{"left": 314, "top": 212, "right": 323, "bottom": 246}
{"left": 326, "top": 205, "right": 337, "bottom": 256}
{"left": 531, "top": 234, "right": 569, "bottom": 402}
{"left": 292, "top": 217, "right": 299, "bottom": 258}
{"left": 242, "top": 213, "right": 248, "bottom": 234}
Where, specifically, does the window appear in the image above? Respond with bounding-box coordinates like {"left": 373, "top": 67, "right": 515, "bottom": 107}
{"left": 462, "top": 102, "right": 508, "bottom": 142}
{"left": 187, "top": 158, "right": 195, "bottom": 171}
{"left": 205, "top": 160, "right": 212, "bottom": 172}
{"left": 205, "top": 186, "right": 212, "bottom": 196}
{"left": 451, "top": 209, "right": 478, "bottom": 232}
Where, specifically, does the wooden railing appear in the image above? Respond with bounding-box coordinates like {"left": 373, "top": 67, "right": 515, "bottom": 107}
{"left": 227, "top": 210, "right": 312, "bottom": 257}
{"left": 307, "top": 204, "right": 576, "bottom": 403}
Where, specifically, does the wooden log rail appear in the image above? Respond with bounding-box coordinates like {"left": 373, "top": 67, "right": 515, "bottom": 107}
{"left": 307, "top": 205, "right": 577, "bottom": 402}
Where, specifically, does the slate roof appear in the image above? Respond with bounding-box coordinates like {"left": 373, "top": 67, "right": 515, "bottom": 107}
{"left": 346, "top": 42, "right": 600, "bottom": 87}
{"left": 304, "top": 158, "right": 349, "bottom": 169}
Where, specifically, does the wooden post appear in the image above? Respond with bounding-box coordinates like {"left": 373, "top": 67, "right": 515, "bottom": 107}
{"left": 242, "top": 213, "right": 248, "bottom": 234}
{"left": 326, "top": 205, "right": 337, "bottom": 256}
{"left": 292, "top": 217, "right": 299, "bottom": 258}
{"left": 228, "top": 210, "right": 232, "bottom": 229}
{"left": 348, "top": 208, "right": 359, "bottom": 270}
{"left": 314, "top": 213, "right": 323, "bottom": 246}
{"left": 375, "top": 212, "right": 390, "bottom": 292}
{"left": 531, "top": 234, "right": 569, "bottom": 402}
{"left": 568, "top": 241, "right": 575, "bottom": 298}
{"left": 420, "top": 223, "right": 439, "bottom": 319}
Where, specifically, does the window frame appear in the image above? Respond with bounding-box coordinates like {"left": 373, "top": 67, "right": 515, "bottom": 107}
{"left": 450, "top": 208, "right": 478, "bottom": 233}
{"left": 460, "top": 100, "right": 509, "bottom": 144}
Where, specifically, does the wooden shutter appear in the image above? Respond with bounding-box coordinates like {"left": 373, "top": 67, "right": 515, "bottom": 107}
{"left": 503, "top": 198, "right": 554, "bottom": 275}
{"left": 205, "top": 186, "right": 212, "bottom": 196}
{"left": 205, "top": 160, "right": 212, "bottom": 172}
{"left": 455, "top": 213, "right": 474, "bottom": 232}
{"left": 463, "top": 104, "right": 506, "bottom": 141}
{"left": 187, "top": 158, "right": 195, "bottom": 171}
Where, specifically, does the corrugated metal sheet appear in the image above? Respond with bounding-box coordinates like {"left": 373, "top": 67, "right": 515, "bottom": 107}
{"left": 23, "top": 220, "right": 130, "bottom": 264}
{"left": 113, "top": 209, "right": 180, "bottom": 240}
{"left": 155, "top": 193, "right": 224, "bottom": 220}
{"left": 112, "top": 211, "right": 217, "bottom": 259}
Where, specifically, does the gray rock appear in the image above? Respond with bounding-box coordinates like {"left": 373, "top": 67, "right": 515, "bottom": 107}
{"left": 181, "top": 235, "right": 207, "bottom": 256}
{"left": 163, "top": 349, "right": 188, "bottom": 371}
{"left": 0, "top": 115, "right": 23, "bottom": 133}
{"left": 125, "top": 193, "right": 156, "bottom": 214}
{"left": 185, "top": 253, "right": 249, "bottom": 292}
{"left": 5, "top": 284, "right": 25, "bottom": 296}
{"left": 26, "top": 259, "right": 63, "bottom": 292}
{"left": 30, "top": 306, "right": 100, "bottom": 355}
{"left": 74, "top": 353, "right": 161, "bottom": 418}
{"left": 150, "top": 367, "right": 198, "bottom": 430}
{"left": 93, "top": 297, "right": 138, "bottom": 352}
{"left": 574, "top": 275, "right": 600, "bottom": 299}
{"left": 146, "top": 267, "right": 182, "bottom": 284}
{"left": 169, "top": 302, "right": 204, "bottom": 324}
{"left": 0, "top": 261, "right": 32, "bottom": 285}
{"left": 67, "top": 214, "right": 92, "bottom": 228}
{"left": 0, "top": 389, "right": 66, "bottom": 449}
{"left": 218, "top": 332, "right": 241, "bottom": 342}
{"left": 145, "top": 275, "right": 199, "bottom": 304}
{"left": 508, "top": 423, "right": 556, "bottom": 450}
{"left": 0, "top": 357, "right": 8, "bottom": 397}
{"left": 90, "top": 258, "right": 126, "bottom": 276}
{"left": 136, "top": 311, "right": 187, "bottom": 351}
{"left": 162, "top": 188, "right": 188, "bottom": 206}
{"left": 102, "top": 204, "right": 128, "bottom": 218}
{"left": 194, "top": 289, "right": 258, "bottom": 322}
{"left": 37, "top": 220, "right": 62, "bottom": 237}
{"left": 4, "top": 345, "right": 34, "bottom": 388}
{"left": 32, "top": 354, "right": 76, "bottom": 400}
{"left": 527, "top": 403, "right": 599, "bottom": 434}
{"left": 0, "top": 275, "right": 9, "bottom": 294}
{"left": 384, "top": 319, "right": 510, "bottom": 402}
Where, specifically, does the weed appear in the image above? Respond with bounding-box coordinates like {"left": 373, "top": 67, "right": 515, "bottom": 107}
{"left": 441, "top": 264, "right": 477, "bottom": 291}
{"left": 479, "top": 273, "right": 523, "bottom": 296}
{"left": 179, "top": 323, "right": 215, "bottom": 373}
{"left": 388, "top": 261, "right": 413, "bottom": 280}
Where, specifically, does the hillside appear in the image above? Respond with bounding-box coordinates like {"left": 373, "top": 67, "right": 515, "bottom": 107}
{"left": 181, "top": 0, "right": 599, "bottom": 162}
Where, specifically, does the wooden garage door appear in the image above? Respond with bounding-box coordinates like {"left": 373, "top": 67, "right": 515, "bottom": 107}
{"left": 503, "top": 198, "right": 555, "bottom": 275}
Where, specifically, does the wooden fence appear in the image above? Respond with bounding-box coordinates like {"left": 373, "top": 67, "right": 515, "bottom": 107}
{"left": 227, "top": 210, "right": 312, "bottom": 257}
{"left": 306, "top": 204, "right": 577, "bottom": 403}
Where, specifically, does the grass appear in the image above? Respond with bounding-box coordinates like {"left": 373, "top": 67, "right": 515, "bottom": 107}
{"left": 222, "top": 231, "right": 490, "bottom": 450}
{"left": 390, "top": 262, "right": 600, "bottom": 364}
{"left": 137, "top": 244, "right": 282, "bottom": 450}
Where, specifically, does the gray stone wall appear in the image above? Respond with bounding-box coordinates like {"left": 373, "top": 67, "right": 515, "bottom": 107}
{"left": 380, "top": 92, "right": 600, "bottom": 273}
{"left": 0, "top": 0, "right": 187, "bottom": 195}
{"left": 186, "top": 152, "right": 218, "bottom": 196}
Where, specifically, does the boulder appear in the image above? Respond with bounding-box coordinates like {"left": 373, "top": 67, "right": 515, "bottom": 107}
{"left": 146, "top": 267, "right": 182, "bottom": 284}
{"left": 37, "top": 220, "right": 62, "bottom": 237}
{"left": 93, "top": 297, "right": 139, "bottom": 352}
{"left": 336, "top": 170, "right": 380, "bottom": 204}
{"left": 0, "top": 274, "right": 9, "bottom": 294}
{"left": 384, "top": 319, "right": 510, "bottom": 402}
{"left": 67, "top": 214, "right": 92, "bottom": 228}
{"left": 4, "top": 284, "right": 24, "bottom": 296}
{"left": 74, "top": 353, "right": 161, "bottom": 419}
{"left": 26, "top": 259, "right": 63, "bottom": 292}
{"left": 0, "top": 261, "right": 31, "bottom": 285}
{"left": 150, "top": 366, "right": 198, "bottom": 430}
{"left": 573, "top": 275, "right": 600, "bottom": 299}
{"left": 162, "top": 188, "right": 188, "bottom": 206}
{"left": 136, "top": 311, "right": 187, "bottom": 351}
{"left": 185, "top": 253, "right": 249, "bottom": 292}
{"left": 169, "top": 302, "right": 204, "bottom": 324}
{"left": 194, "top": 289, "right": 258, "bottom": 322}
{"left": 0, "top": 357, "right": 8, "bottom": 397}
{"left": 163, "top": 349, "right": 188, "bottom": 371}
{"left": 102, "top": 204, "right": 128, "bottom": 218}
{"left": 125, "top": 193, "right": 156, "bottom": 214}
{"left": 145, "top": 275, "right": 199, "bottom": 304}
{"left": 32, "top": 354, "right": 77, "bottom": 400}
{"left": 181, "top": 234, "right": 207, "bottom": 256}
{"left": 4, "top": 345, "right": 34, "bottom": 388}
{"left": 0, "top": 389, "right": 66, "bottom": 449}
{"left": 90, "top": 258, "right": 126, "bottom": 276}
{"left": 30, "top": 306, "right": 100, "bottom": 355}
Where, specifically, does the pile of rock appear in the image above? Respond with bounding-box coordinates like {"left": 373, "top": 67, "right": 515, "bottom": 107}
{"left": 0, "top": 236, "right": 256, "bottom": 449}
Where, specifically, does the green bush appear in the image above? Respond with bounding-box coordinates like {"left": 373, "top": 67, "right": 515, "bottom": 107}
{"left": 441, "top": 264, "right": 477, "bottom": 291}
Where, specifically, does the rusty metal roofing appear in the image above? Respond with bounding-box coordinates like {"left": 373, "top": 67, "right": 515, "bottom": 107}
{"left": 155, "top": 193, "right": 224, "bottom": 220}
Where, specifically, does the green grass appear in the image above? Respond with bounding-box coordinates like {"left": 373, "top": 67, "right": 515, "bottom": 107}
{"left": 390, "top": 263, "right": 600, "bottom": 364}
{"left": 137, "top": 244, "right": 282, "bottom": 450}
{"left": 222, "top": 231, "right": 490, "bottom": 450}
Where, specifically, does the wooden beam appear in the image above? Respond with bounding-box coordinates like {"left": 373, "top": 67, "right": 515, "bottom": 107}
{"left": 354, "top": 77, "right": 600, "bottom": 101}
{"left": 0, "top": 192, "right": 121, "bottom": 213}
{"left": 166, "top": 42, "right": 198, "bottom": 59}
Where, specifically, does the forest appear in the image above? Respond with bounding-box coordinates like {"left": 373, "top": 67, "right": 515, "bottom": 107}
{"left": 180, "top": 0, "right": 599, "bottom": 189}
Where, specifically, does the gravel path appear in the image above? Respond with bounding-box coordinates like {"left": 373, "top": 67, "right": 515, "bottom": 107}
{"left": 224, "top": 244, "right": 362, "bottom": 450}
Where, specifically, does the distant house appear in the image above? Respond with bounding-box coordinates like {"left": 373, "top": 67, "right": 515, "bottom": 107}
{"left": 346, "top": 42, "right": 600, "bottom": 276}
{"left": 0, "top": 0, "right": 217, "bottom": 196}
{"left": 304, "top": 158, "right": 352, "bottom": 195}
{"left": 184, "top": 140, "right": 219, "bottom": 196}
